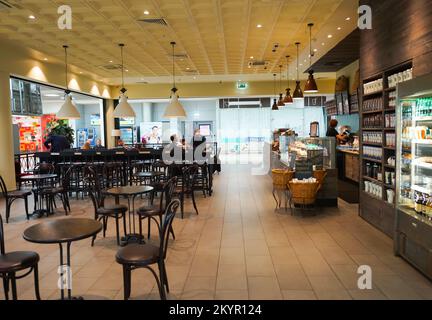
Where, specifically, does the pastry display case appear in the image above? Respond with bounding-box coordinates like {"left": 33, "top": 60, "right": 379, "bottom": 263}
{"left": 280, "top": 137, "right": 336, "bottom": 171}
{"left": 395, "top": 72, "right": 432, "bottom": 280}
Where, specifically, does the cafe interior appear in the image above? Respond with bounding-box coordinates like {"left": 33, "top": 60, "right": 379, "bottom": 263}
{"left": 0, "top": 0, "right": 432, "bottom": 301}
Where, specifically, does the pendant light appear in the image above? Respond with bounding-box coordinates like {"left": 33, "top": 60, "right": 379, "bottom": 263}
{"left": 163, "top": 41, "right": 187, "bottom": 118}
{"left": 304, "top": 23, "right": 319, "bottom": 93}
{"left": 113, "top": 44, "right": 136, "bottom": 118}
{"left": 277, "top": 65, "right": 285, "bottom": 107}
{"left": 56, "top": 45, "right": 80, "bottom": 119}
{"left": 272, "top": 73, "right": 279, "bottom": 111}
{"left": 283, "top": 55, "right": 294, "bottom": 104}
{"left": 293, "top": 42, "right": 304, "bottom": 100}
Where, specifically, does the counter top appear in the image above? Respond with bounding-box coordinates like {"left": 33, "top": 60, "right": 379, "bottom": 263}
{"left": 337, "top": 148, "right": 360, "bottom": 156}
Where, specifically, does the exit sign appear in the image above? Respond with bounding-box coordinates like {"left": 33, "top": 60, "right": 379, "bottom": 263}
{"left": 237, "top": 82, "right": 248, "bottom": 90}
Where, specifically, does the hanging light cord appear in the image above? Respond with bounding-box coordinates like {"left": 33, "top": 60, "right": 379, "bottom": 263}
{"left": 171, "top": 41, "right": 177, "bottom": 91}
{"left": 286, "top": 56, "right": 290, "bottom": 88}
{"left": 296, "top": 43, "right": 300, "bottom": 81}
{"left": 308, "top": 23, "right": 314, "bottom": 68}
{"left": 63, "top": 45, "right": 69, "bottom": 93}
{"left": 279, "top": 65, "right": 283, "bottom": 94}
{"left": 273, "top": 74, "right": 276, "bottom": 97}
{"left": 119, "top": 43, "right": 126, "bottom": 93}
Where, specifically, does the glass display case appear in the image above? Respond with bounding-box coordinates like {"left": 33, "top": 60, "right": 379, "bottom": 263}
{"left": 280, "top": 137, "right": 336, "bottom": 170}
{"left": 395, "top": 73, "right": 432, "bottom": 280}
{"left": 397, "top": 84, "right": 432, "bottom": 224}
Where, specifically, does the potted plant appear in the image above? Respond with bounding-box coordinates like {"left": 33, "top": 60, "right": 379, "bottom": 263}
{"left": 44, "top": 119, "right": 75, "bottom": 146}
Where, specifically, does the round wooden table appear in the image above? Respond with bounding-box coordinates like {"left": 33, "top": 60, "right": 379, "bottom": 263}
{"left": 23, "top": 218, "right": 102, "bottom": 300}
{"left": 103, "top": 186, "right": 154, "bottom": 246}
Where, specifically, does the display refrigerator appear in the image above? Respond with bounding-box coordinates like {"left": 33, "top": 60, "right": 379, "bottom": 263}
{"left": 395, "top": 72, "right": 432, "bottom": 280}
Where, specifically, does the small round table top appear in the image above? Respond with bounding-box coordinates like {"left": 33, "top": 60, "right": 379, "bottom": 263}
{"left": 104, "top": 185, "right": 154, "bottom": 196}
{"left": 21, "top": 174, "right": 57, "bottom": 181}
{"left": 23, "top": 218, "right": 102, "bottom": 244}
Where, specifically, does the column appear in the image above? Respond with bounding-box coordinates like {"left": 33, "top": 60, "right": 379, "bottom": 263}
{"left": 105, "top": 99, "right": 115, "bottom": 149}
{"left": 0, "top": 71, "right": 18, "bottom": 190}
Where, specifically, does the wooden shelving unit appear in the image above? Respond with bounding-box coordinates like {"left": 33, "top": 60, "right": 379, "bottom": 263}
{"left": 359, "top": 61, "right": 413, "bottom": 238}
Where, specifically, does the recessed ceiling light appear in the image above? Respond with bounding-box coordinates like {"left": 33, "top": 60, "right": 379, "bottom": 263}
{"left": 109, "top": 60, "right": 113, "bottom": 63}
{"left": 193, "top": 76, "right": 196, "bottom": 79}
{"left": 125, "top": 69, "right": 129, "bottom": 72}
{"left": 346, "top": 17, "right": 351, "bottom": 21}
{"left": 186, "top": 67, "right": 190, "bottom": 70}
{"left": 300, "top": 64, "right": 303, "bottom": 66}
{"left": 327, "top": 34, "right": 333, "bottom": 38}
{"left": 321, "top": 42, "right": 325, "bottom": 46}
{"left": 144, "top": 10, "right": 150, "bottom": 15}
{"left": 337, "top": 27, "right": 342, "bottom": 30}
{"left": 43, "top": 58, "right": 48, "bottom": 61}
{"left": 28, "top": 15, "right": 36, "bottom": 20}
{"left": 256, "top": 24, "right": 262, "bottom": 28}
{"left": 313, "top": 48, "right": 318, "bottom": 52}
{"left": 250, "top": 56, "right": 254, "bottom": 59}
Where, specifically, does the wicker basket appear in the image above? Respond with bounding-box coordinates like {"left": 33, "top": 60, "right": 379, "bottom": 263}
{"left": 288, "top": 181, "right": 321, "bottom": 205}
{"left": 313, "top": 170, "right": 327, "bottom": 187}
{"left": 272, "top": 169, "right": 294, "bottom": 189}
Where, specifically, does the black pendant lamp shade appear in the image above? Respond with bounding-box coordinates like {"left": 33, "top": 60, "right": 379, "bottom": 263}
{"left": 304, "top": 23, "right": 319, "bottom": 93}
{"left": 283, "top": 55, "right": 293, "bottom": 104}
{"left": 293, "top": 42, "right": 304, "bottom": 100}
{"left": 272, "top": 73, "right": 279, "bottom": 111}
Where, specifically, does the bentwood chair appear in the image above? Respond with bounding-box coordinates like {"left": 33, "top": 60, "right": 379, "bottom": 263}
{"left": 0, "top": 215, "right": 41, "bottom": 300}
{"left": 116, "top": 200, "right": 180, "bottom": 300}
{"left": 41, "top": 166, "right": 72, "bottom": 215}
{"left": 137, "top": 177, "right": 177, "bottom": 240}
{"left": 173, "top": 165, "right": 199, "bottom": 219}
{"left": 85, "top": 167, "right": 128, "bottom": 246}
{"left": 0, "top": 176, "right": 31, "bottom": 223}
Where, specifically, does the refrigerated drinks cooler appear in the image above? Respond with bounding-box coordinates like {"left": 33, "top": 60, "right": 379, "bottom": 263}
{"left": 395, "top": 73, "right": 432, "bottom": 280}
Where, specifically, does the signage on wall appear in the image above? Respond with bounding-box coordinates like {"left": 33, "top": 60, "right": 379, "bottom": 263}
{"left": 304, "top": 96, "right": 327, "bottom": 107}
{"left": 236, "top": 82, "right": 248, "bottom": 90}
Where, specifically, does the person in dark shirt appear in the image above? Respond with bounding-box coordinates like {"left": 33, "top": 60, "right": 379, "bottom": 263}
{"left": 44, "top": 134, "right": 70, "bottom": 152}
{"left": 192, "top": 129, "right": 207, "bottom": 160}
{"left": 326, "top": 119, "right": 345, "bottom": 144}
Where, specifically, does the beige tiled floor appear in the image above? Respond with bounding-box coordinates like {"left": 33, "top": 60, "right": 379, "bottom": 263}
{"left": 1, "top": 164, "right": 432, "bottom": 300}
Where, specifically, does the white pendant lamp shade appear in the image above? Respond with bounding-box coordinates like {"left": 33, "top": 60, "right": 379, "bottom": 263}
{"left": 113, "top": 93, "right": 136, "bottom": 118}
{"left": 163, "top": 41, "right": 187, "bottom": 118}
{"left": 57, "top": 94, "right": 80, "bottom": 119}
{"left": 164, "top": 89, "right": 187, "bottom": 118}
{"left": 56, "top": 44, "right": 81, "bottom": 120}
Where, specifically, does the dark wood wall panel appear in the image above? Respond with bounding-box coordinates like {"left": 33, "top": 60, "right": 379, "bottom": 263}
{"left": 360, "top": 0, "right": 432, "bottom": 79}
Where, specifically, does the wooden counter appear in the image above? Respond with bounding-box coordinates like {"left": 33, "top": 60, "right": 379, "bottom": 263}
{"left": 337, "top": 149, "right": 360, "bottom": 183}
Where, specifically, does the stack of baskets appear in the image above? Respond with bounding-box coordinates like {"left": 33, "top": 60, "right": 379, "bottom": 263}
{"left": 271, "top": 169, "right": 294, "bottom": 190}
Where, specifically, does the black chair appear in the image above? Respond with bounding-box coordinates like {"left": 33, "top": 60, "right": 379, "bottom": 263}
{"left": 41, "top": 166, "right": 72, "bottom": 215}
{"left": 0, "top": 176, "right": 31, "bottom": 223}
{"left": 116, "top": 199, "right": 180, "bottom": 300}
{"left": 0, "top": 215, "right": 40, "bottom": 300}
{"left": 85, "top": 167, "right": 128, "bottom": 246}
{"left": 195, "top": 163, "right": 209, "bottom": 197}
{"left": 173, "top": 165, "right": 199, "bottom": 219}
{"left": 137, "top": 177, "right": 177, "bottom": 240}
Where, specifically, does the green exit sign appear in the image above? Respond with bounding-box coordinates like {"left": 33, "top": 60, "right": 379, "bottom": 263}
{"left": 237, "top": 82, "right": 248, "bottom": 90}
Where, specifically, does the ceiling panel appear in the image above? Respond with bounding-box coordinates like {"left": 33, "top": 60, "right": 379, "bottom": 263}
{"left": 0, "top": 0, "right": 359, "bottom": 84}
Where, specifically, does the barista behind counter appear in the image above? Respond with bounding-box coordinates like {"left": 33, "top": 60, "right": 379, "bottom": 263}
{"left": 327, "top": 119, "right": 360, "bottom": 184}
